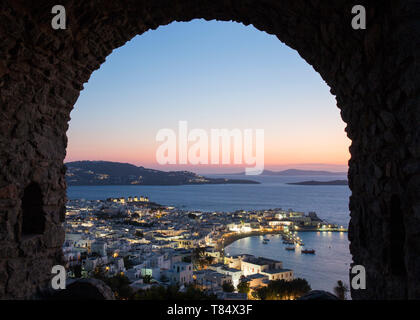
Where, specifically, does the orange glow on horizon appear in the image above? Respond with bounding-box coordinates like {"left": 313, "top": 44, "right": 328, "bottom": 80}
{"left": 66, "top": 137, "right": 350, "bottom": 172}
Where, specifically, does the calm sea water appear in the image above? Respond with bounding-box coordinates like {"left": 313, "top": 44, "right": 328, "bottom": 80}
{"left": 225, "top": 232, "right": 352, "bottom": 293}
{"left": 67, "top": 174, "right": 352, "bottom": 293}
{"left": 67, "top": 174, "right": 350, "bottom": 226}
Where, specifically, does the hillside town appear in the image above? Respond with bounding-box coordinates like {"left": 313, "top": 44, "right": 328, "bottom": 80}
{"left": 63, "top": 195, "right": 345, "bottom": 299}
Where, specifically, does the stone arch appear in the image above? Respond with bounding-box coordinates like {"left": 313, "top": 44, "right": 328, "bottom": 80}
{"left": 0, "top": 0, "right": 419, "bottom": 299}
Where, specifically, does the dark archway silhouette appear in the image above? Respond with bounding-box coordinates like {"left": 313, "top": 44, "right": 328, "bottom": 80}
{"left": 22, "top": 183, "right": 46, "bottom": 235}
{"left": 0, "top": 0, "right": 419, "bottom": 299}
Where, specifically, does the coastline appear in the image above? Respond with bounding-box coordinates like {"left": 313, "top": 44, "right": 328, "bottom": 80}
{"left": 223, "top": 230, "right": 352, "bottom": 294}
{"left": 217, "top": 228, "right": 348, "bottom": 251}
{"left": 217, "top": 230, "right": 284, "bottom": 251}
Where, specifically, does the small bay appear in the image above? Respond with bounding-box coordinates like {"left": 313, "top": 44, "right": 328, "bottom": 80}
{"left": 67, "top": 174, "right": 352, "bottom": 294}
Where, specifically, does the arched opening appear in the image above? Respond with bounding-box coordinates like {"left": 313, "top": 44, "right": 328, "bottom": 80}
{"left": 0, "top": 1, "right": 417, "bottom": 300}
{"left": 21, "top": 183, "right": 46, "bottom": 235}
{"left": 65, "top": 20, "right": 352, "bottom": 298}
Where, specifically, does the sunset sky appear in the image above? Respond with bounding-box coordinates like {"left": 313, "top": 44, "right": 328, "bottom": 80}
{"left": 66, "top": 19, "right": 351, "bottom": 173}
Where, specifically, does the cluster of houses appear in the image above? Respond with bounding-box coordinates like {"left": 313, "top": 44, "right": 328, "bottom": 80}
{"left": 64, "top": 233, "right": 292, "bottom": 299}
{"left": 225, "top": 209, "right": 333, "bottom": 233}
{"left": 63, "top": 197, "right": 340, "bottom": 299}
{"left": 106, "top": 195, "right": 149, "bottom": 204}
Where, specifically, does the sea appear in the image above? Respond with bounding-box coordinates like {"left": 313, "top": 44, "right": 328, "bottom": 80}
{"left": 67, "top": 174, "right": 352, "bottom": 294}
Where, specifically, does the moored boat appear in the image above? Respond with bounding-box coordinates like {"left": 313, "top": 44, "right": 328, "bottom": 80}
{"left": 301, "top": 249, "right": 316, "bottom": 254}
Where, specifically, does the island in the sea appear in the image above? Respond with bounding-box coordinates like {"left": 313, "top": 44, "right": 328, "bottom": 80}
{"left": 231, "top": 169, "right": 347, "bottom": 176}
{"left": 287, "top": 180, "right": 348, "bottom": 186}
{"left": 65, "top": 161, "right": 260, "bottom": 186}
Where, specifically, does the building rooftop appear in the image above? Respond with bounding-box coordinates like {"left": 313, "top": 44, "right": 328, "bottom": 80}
{"left": 221, "top": 266, "right": 242, "bottom": 273}
{"left": 261, "top": 268, "right": 292, "bottom": 274}
{"left": 228, "top": 253, "right": 253, "bottom": 259}
{"left": 172, "top": 261, "right": 192, "bottom": 266}
{"left": 243, "top": 256, "right": 281, "bottom": 266}
{"left": 243, "top": 273, "right": 268, "bottom": 280}
{"left": 209, "top": 263, "right": 224, "bottom": 268}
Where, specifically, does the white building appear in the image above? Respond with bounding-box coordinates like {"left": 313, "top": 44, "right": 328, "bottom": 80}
{"left": 239, "top": 256, "right": 293, "bottom": 281}
{"left": 165, "top": 262, "right": 193, "bottom": 286}
{"left": 227, "top": 223, "right": 252, "bottom": 233}
{"left": 194, "top": 269, "right": 232, "bottom": 290}
{"left": 91, "top": 241, "right": 107, "bottom": 256}
{"left": 241, "top": 256, "right": 283, "bottom": 276}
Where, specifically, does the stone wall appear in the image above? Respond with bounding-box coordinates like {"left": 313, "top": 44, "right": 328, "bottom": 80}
{"left": 0, "top": 0, "right": 418, "bottom": 299}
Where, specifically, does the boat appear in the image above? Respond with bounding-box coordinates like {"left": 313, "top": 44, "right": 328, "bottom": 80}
{"left": 285, "top": 246, "right": 295, "bottom": 251}
{"left": 301, "top": 249, "right": 316, "bottom": 254}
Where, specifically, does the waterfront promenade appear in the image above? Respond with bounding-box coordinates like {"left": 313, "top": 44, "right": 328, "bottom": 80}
{"left": 216, "top": 230, "right": 285, "bottom": 251}
{"left": 216, "top": 227, "right": 348, "bottom": 251}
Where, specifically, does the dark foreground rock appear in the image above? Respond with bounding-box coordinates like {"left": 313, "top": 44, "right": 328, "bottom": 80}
{"left": 44, "top": 279, "right": 115, "bottom": 300}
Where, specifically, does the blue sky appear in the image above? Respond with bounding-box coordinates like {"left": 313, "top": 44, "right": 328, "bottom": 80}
{"left": 66, "top": 19, "right": 350, "bottom": 173}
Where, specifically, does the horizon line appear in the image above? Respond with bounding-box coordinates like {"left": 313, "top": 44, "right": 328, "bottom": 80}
{"left": 64, "top": 159, "right": 349, "bottom": 174}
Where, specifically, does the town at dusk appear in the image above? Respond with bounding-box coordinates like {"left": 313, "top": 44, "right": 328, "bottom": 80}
{"left": 1, "top": 1, "right": 418, "bottom": 315}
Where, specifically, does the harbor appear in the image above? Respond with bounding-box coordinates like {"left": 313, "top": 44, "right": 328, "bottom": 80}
{"left": 225, "top": 231, "right": 351, "bottom": 293}
{"left": 215, "top": 209, "right": 347, "bottom": 256}
{"left": 66, "top": 183, "right": 351, "bottom": 296}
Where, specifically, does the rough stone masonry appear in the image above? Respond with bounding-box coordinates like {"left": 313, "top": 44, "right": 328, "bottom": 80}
{"left": 0, "top": 0, "right": 419, "bottom": 299}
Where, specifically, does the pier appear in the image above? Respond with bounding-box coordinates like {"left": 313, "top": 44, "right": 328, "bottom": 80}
{"left": 216, "top": 227, "right": 347, "bottom": 253}
{"left": 216, "top": 230, "right": 285, "bottom": 251}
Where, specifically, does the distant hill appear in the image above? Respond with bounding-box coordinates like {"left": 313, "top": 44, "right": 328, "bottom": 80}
{"left": 65, "top": 161, "right": 260, "bottom": 186}
{"left": 287, "top": 180, "right": 348, "bottom": 186}
{"left": 233, "top": 169, "right": 347, "bottom": 176}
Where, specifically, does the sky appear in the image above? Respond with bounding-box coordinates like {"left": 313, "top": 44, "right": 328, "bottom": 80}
{"left": 65, "top": 19, "right": 351, "bottom": 174}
